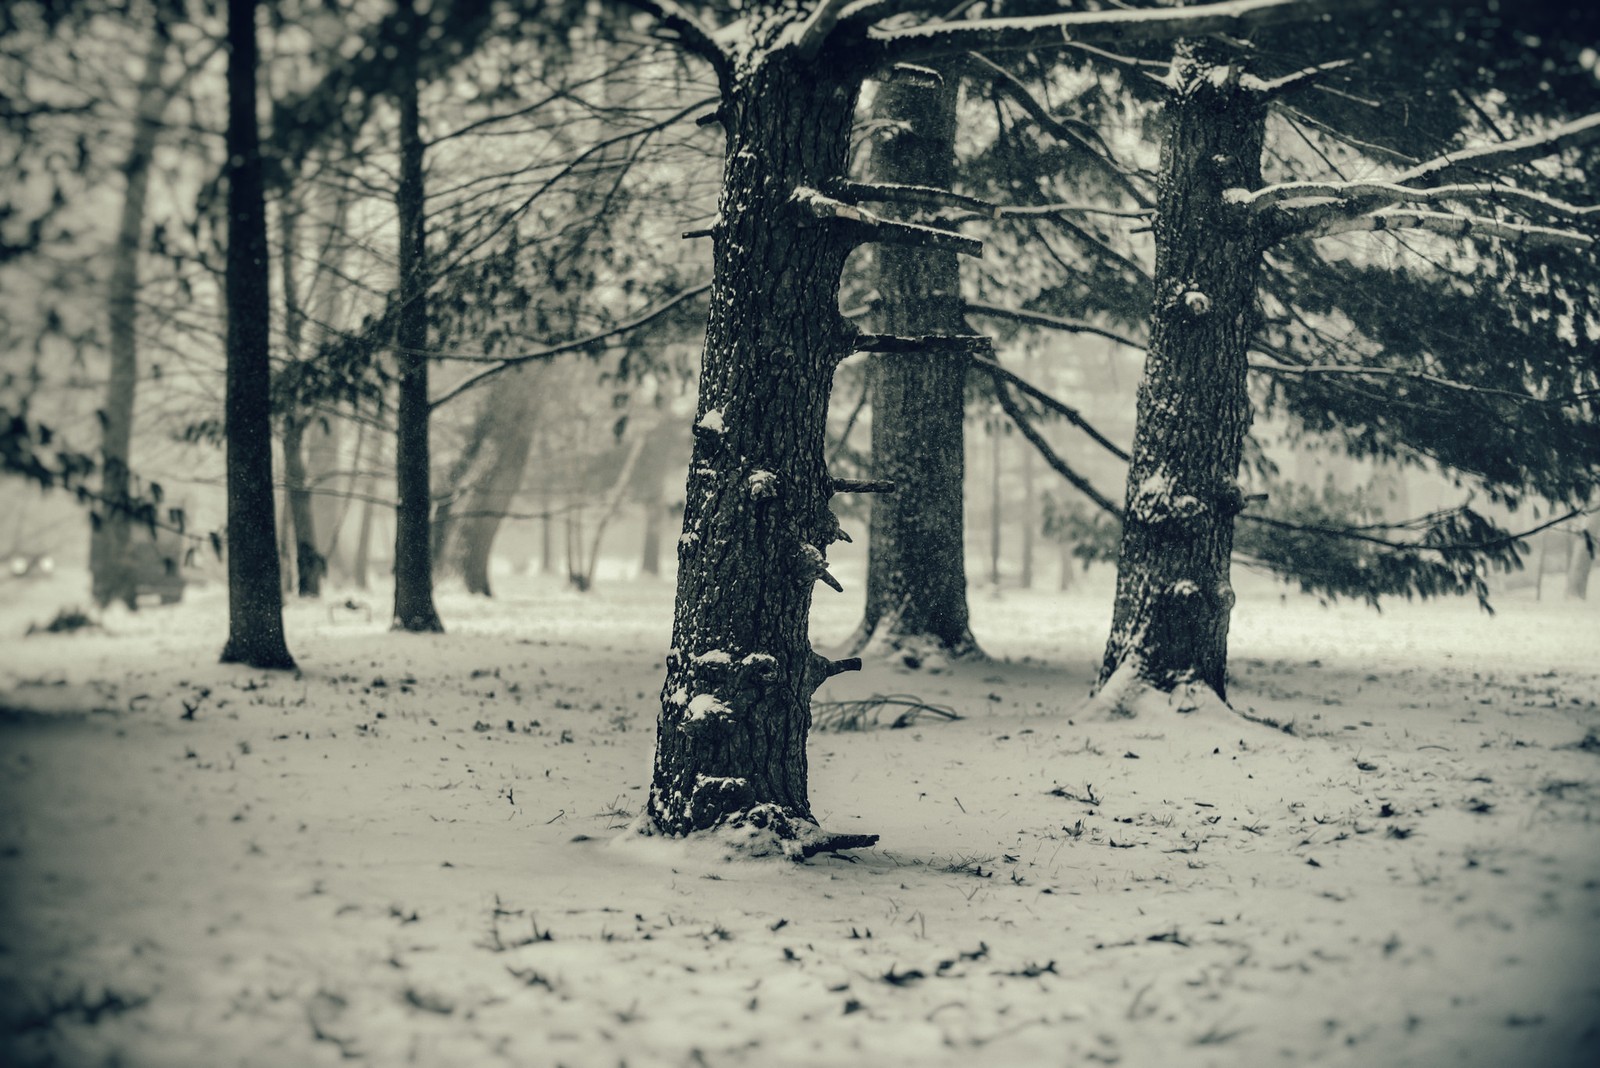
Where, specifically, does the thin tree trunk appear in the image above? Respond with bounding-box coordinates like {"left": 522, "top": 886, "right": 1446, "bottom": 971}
{"left": 390, "top": 0, "right": 443, "bottom": 633}
{"left": 352, "top": 478, "right": 375, "bottom": 591}
{"left": 577, "top": 433, "right": 647, "bottom": 591}
{"left": 989, "top": 418, "right": 1002, "bottom": 588}
{"left": 1098, "top": 44, "right": 1265, "bottom": 709}
{"left": 851, "top": 66, "right": 977, "bottom": 661}
{"left": 282, "top": 419, "right": 324, "bottom": 596}
{"left": 645, "top": 51, "right": 873, "bottom": 855}
{"left": 219, "top": 0, "right": 294, "bottom": 669}
{"left": 1566, "top": 513, "right": 1598, "bottom": 600}
{"left": 92, "top": 24, "right": 168, "bottom": 611}
{"left": 443, "top": 363, "right": 542, "bottom": 595}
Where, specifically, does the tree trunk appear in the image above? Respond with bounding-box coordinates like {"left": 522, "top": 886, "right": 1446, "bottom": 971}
{"left": 851, "top": 68, "right": 977, "bottom": 662}
{"left": 219, "top": 0, "right": 294, "bottom": 669}
{"left": 445, "top": 363, "right": 542, "bottom": 596}
{"left": 1098, "top": 46, "right": 1265, "bottom": 709}
{"left": 282, "top": 419, "right": 325, "bottom": 597}
{"left": 1566, "top": 513, "right": 1598, "bottom": 600}
{"left": 390, "top": 0, "right": 443, "bottom": 633}
{"left": 989, "top": 417, "right": 1002, "bottom": 588}
{"left": 645, "top": 51, "right": 872, "bottom": 855}
{"left": 352, "top": 478, "right": 374, "bottom": 591}
{"left": 91, "top": 24, "right": 168, "bottom": 611}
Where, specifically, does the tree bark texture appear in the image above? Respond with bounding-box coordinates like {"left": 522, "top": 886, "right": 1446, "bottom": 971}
{"left": 391, "top": 1, "right": 444, "bottom": 633}
{"left": 852, "top": 69, "right": 977, "bottom": 662}
{"left": 647, "top": 51, "right": 869, "bottom": 849}
{"left": 91, "top": 25, "right": 167, "bottom": 611}
{"left": 1099, "top": 47, "right": 1265, "bottom": 704}
{"left": 219, "top": 0, "right": 294, "bottom": 669}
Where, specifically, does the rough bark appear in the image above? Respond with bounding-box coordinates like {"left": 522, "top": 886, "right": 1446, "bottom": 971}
{"left": 646, "top": 48, "right": 872, "bottom": 854}
{"left": 850, "top": 68, "right": 978, "bottom": 662}
{"left": 219, "top": 0, "right": 294, "bottom": 669}
{"left": 1098, "top": 46, "right": 1265, "bottom": 708}
{"left": 1565, "top": 513, "right": 1598, "bottom": 600}
{"left": 391, "top": 0, "right": 443, "bottom": 633}
{"left": 91, "top": 25, "right": 168, "bottom": 611}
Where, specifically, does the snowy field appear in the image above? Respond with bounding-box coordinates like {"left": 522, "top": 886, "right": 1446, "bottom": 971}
{"left": 1, "top": 563, "right": 1598, "bottom": 1067}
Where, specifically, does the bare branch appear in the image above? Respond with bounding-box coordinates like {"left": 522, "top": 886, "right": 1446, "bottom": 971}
{"left": 1240, "top": 509, "right": 1587, "bottom": 554}
{"left": 428, "top": 282, "right": 711, "bottom": 410}
{"left": 1242, "top": 179, "right": 1598, "bottom": 225}
{"left": 965, "top": 300, "right": 1145, "bottom": 351}
{"left": 831, "top": 477, "right": 897, "bottom": 494}
{"left": 620, "top": 0, "right": 735, "bottom": 92}
{"left": 993, "top": 381, "right": 1125, "bottom": 520}
{"left": 972, "top": 355, "right": 1130, "bottom": 462}
{"left": 831, "top": 179, "right": 997, "bottom": 216}
{"left": 794, "top": 187, "right": 984, "bottom": 257}
{"left": 854, "top": 333, "right": 993, "bottom": 355}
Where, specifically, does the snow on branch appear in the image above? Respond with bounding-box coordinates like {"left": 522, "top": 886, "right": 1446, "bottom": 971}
{"left": 1394, "top": 112, "right": 1600, "bottom": 188}
{"left": 1242, "top": 179, "right": 1599, "bottom": 234}
{"left": 831, "top": 179, "right": 998, "bottom": 217}
{"left": 1300, "top": 209, "right": 1594, "bottom": 250}
{"left": 854, "top": 333, "right": 994, "bottom": 356}
{"left": 793, "top": 186, "right": 983, "bottom": 257}
{"left": 971, "top": 355, "right": 1130, "bottom": 462}
{"left": 428, "top": 282, "right": 712, "bottom": 410}
{"left": 792, "top": 0, "right": 860, "bottom": 58}
{"left": 877, "top": 0, "right": 1379, "bottom": 64}
{"left": 965, "top": 300, "right": 1145, "bottom": 351}
{"left": 1238, "top": 59, "right": 1352, "bottom": 100}
{"left": 993, "top": 382, "right": 1125, "bottom": 520}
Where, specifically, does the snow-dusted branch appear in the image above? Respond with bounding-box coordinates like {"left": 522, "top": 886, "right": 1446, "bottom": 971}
{"left": 877, "top": 0, "right": 1380, "bottom": 64}
{"left": 831, "top": 179, "right": 998, "bottom": 217}
{"left": 1239, "top": 59, "right": 1352, "bottom": 100}
{"left": 965, "top": 300, "right": 1145, "bottom": 351}
{"left": 1299, "top": 209, "right": 1594, "bottom": 250}
{"left": 428, "top": 282, "right": 712, "bottom": 410}
{"left": 794, "top": 186, "right": 984, "bottom": 257}
{"left": 1240, "top": 179, "right": 1598, "bottom": 223}
{"left": 971, "top": 354, "right": 1131, "bottom": 462}
{"left": 993, "top": 382, "right": 1125, "bottom": 520}
{"left": 1395, "top": 112, "right": 1600, "bottom": 188}
{"left": 621, "top": 0, "right": 735, "bottom": 90}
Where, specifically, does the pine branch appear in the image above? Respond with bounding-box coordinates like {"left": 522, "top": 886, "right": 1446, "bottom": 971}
{"left": 1239, "top": 508, "right": 1585, "bottom": 554}
{"left": 964, "top": 300, "right": 1145, "bottom": 351}
{"left": 993, "top": 382, "right": 1125, "bottom": 520}
{"left": 793, "top": 187, "right": 983, "bottom": 257}
{"left": 428, "top": 282, "right": 712, "bottom": 410}
{"left": 966, "top": 52, "right": 1154, "bottom": 209}
{"left": 831, "top": 477, "right": 897, "bottom": 494}
{"left": 971, "top": 354, "right": 1130, "bottom": 462}
{"left": 1247, "top": 179, "right": 1599, "bottom": 239}
{"left": 1239, "top": 59, "right": 1352, "bottom": 100}
{"left": 1249, "top": 357, "right": 1600, "bottom": 407}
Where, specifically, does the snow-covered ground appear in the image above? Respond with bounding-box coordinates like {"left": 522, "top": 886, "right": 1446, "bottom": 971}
{"left": 2, "top": 564, "right": 1597, "bottom": 1067}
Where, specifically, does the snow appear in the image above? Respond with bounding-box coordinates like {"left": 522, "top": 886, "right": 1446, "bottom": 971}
{"left": 1, "top": 565, "right": 1598, "bottom": 1066}
{"left": 685, "top": 693, "right": 732, "bottom": 721}
{"left": 695, "top": 408, "right": 726, "bottom": 434}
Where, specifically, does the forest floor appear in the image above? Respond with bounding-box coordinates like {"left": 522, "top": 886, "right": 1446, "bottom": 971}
{"left": 1, "top": 562, "right": 1598, "bottom": 1067}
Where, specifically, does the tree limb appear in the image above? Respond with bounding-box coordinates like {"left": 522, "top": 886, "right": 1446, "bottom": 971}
{"left": 972, "top": 354, "right": 1130, "bottom": 462}
{"left": 993, "top": 380, "right": 1125, "bottom": 520}
{"left": 1300, "top": 209, "right": 1594, "bottom": 250}
{"left": 965, "top": 300, "right": 1145, "bottom": 351}
{"left": 428, "top": 282, "right": 711, "bottom": 410}
{"left": 794, "top": 187, "right": 984, "bottom": 257}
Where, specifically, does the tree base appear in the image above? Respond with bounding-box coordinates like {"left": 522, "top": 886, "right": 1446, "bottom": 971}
{"left": 219, "top": 639, "right": 296, "bottom": 671}
{"left": 390, "top": 614, "right": 445, "bottom": 634}
{"left": 1086, "top": 655, "right": 1231, "bottom": 720}
{"left": 632, "top": 805, "right": 878, "bottom": 862}
{"left": 846, "top": 620, "right": 983, "bottom": 673}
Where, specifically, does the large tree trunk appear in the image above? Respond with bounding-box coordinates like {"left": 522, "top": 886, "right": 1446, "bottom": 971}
{"left": 91, "top": 24, "right": 168, "bottom": 611}
{"left": 645, "top": 51, "right": 872, "bottom": 855}
{"left": 219, "top": 0, "right": 294, "bottom": 669}
{"left": 1098, "top": 45, "right": 1265, "bottom": 710}
{"left": 390, "top": 0, "right": 443, "bottom": 633}
{"left": 850, "top": 68, "right": 977, "bottom": 663}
